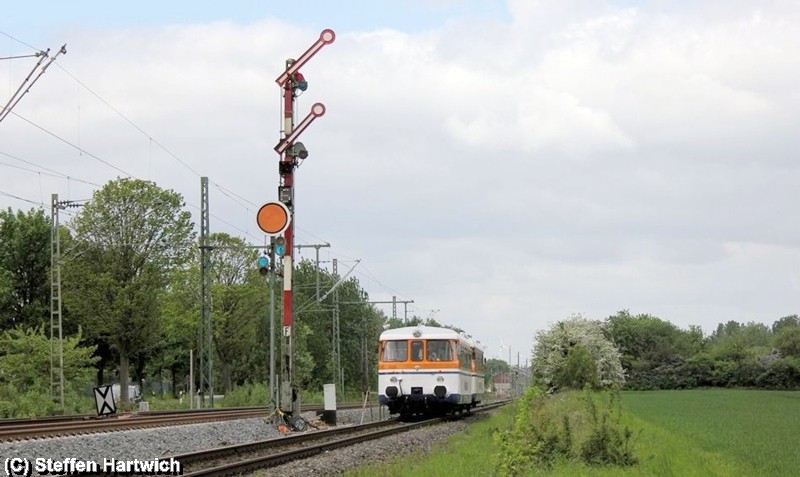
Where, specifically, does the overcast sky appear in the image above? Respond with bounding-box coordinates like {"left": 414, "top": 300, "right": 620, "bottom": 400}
{"left": 2, "top": 0, "right": 799, "bottom": 364}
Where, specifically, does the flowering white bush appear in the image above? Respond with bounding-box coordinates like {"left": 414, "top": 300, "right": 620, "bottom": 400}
{"left": 532, "top": 314, "right": 625, "bottom": 388}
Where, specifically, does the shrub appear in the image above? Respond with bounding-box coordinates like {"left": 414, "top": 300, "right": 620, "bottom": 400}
{"left": 756, "top": 357, "right": 800, "bottom": 389}
{"left": 579, "top": 390, "right": 637, "bottom": 466}
{"left": 532, "top": 315, "right": 625, "bottom": 389}
{"left": 494, "top": 388, "right": 637, "bottom": 475}
{"left": 495, "top": 387, "right": 571, "bottom": 474}
{"left": 0, "top": 326, "right": 97, "bottom": 417}
{"left": 222, "top": 381, "right": 270, "bottom": 407}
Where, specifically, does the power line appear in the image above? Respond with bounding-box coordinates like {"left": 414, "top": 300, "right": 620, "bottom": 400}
{"left": 354, "top": 262, "right": 412, "bottom": 301}
{"left": 8, "top": 111, "right": 135, "bottom": 177}
{"left": 0, "top": 189, "right": 44, "bottom": 207}
{"left": 54, "top": 63, "right": 205, "bottom": 177}
{"left": 3, "top": 124, "right": 262, "bottom": 245}
{"left": 2, "top": 31, "right": 335, "bottom": 251}
{"left": 0, "top": 151, "right": 102, "bottom": 186}
{"left": 0, "top": 30, "right": 38, "bottom": 51}
{"left": 183, "top": 201, "right": 263, "bottom": 244}
{"left": 209, "top": 182, "right": 258, "bottom": 212}
{"left": 54, "top": 63, "right": 260, "bottom": 212}
{"left": 5, "top": 32, "right": 306, "bottom": 245}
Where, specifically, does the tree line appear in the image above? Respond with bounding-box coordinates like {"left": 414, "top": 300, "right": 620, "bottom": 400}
{"left": 0, "top": 178, "right": 395, "bottom": 416}
{"left": 532, "top": 311, "right": 800, "bottom": 391}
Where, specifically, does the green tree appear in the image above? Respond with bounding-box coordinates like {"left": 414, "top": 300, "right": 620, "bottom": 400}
{"left": 772, "top": 315, "right": 800, "bottom": 334}
{"left": 0, "top": 325, "right": 97, "bottom": 417}
{"left": 607, "top": 310, "right": 704, "bottom": 389}
{"left": 207, "top": 233, "right": 264, "bottom": 393}
{"left": 0, "top": 208, "right": 50, "bottom": 330}
{"left": 707, "top": 321, "right": 772, "bottom": 386}
{"left": 773, "top": 326, "right": 800, "bottom": 358}
{"left": 64, "top": 178, "right": 194, "bottom": 404}
{"left": 485, "top": 358, "right": 510, "bottom": 390}
{"left": 152, "top": 261, "right": 199, "bottom": 396}
{"left": 558, "top": 343, "right": 599, "bottom": 389}
{"left": 287, "top": 260, "right": 389, "bottom": 395}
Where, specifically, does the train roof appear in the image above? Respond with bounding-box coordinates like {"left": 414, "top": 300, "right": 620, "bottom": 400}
{"left": 379, "top": 325, "right": 481, "bottom": 349}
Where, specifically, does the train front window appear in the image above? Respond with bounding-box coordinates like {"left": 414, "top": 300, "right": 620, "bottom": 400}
{"left": 382, "top": 340, "right": 408, "bottom": 362}
{"left": 427, "top": 340, "right": 451, "bottom": 361}
{"left": 411, "top": 341, "right": 424, "bottom": 362}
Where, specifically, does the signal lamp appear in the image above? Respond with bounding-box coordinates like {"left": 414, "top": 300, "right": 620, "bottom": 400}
{"left": 292, "top": 72, "right": 308, "bottom": 92}
{"left": 287, "top": 142, "right": 308, "bottom": 159}
{"left": 274, "top": 236, "right": 286, "bottom": 257}
{"left": 257, "top": 256, "right": 270, "bottom": 276}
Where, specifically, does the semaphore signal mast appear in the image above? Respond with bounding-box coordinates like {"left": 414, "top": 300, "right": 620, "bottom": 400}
{"left": 256, "top": 29, "right": 335, "bottom": 419}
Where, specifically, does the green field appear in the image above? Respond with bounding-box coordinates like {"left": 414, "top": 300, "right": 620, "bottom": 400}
{"left": 620, "top": 389, "right": 800, "bottom": 476}
{"left": 350, "top": 389, "right": 800, "bottom": 476}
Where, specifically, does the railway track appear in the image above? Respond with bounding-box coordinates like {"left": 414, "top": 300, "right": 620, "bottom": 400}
{"left": 174, "top": 401, "right": 509, "bottom": 477}
{"left": 0, "top": 403, "right": 370, "bottom": 442}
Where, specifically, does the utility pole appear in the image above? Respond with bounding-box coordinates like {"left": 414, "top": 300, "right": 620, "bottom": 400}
{"left": 295, "top": 242, "right": 330, "bottom": 299}
{"left": 49, "top": 194, "right": 81, "bottom": 413}
{"left": 339, "top": 296, "right": 414, "bottom": 395}
{"left": 359, "top": 297, "right": 414, "bottom": 323}
{"left": 258, "top": 238, "right": 278, "bottom": 407}
{"left": 273, "top": 29, "right": 335, "bottom": 418}
{"left": 211, "top": 241, "right": 281, "bottom": 406}
{"left": 525, "top": 357, "right": 528, "bottom": 390}
{"left": 332, "top": 259, "right": 342, "bottom": 397}
{"left": 199, "top": 177, "right": 213, "bottom": 406}
{"left": 269, "top": 251, "right": 276, "bottom": 407}
{"left": 362, "top": 312, "right": 368, "bottom": 393}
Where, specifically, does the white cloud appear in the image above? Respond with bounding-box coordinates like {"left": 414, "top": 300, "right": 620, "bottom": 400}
{"left": 2, "top": 0, "right": 800, "bottom": 359}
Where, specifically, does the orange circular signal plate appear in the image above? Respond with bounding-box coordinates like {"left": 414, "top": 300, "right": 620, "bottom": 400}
{"left": 256, "top": 202, "right": 291, "bottom": 235}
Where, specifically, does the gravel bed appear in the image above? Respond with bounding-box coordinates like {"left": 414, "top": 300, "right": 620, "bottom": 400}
{"left": 264, "top": 415, "right": 482, "bottom": 477}
{"left": 0, "top": 407, "right": 388, "bottom": 475}
{"left": 0, "top": 407, "right": 489, "bottom": 476}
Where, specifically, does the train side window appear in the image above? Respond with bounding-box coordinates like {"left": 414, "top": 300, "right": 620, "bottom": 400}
{"left": 411, "top": 340, "right": 424, "bottom": 361}
{"left": 382, "top": 340, "right": 408, "bottom": 362}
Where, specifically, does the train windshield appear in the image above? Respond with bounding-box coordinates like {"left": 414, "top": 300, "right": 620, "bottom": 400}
{"left": 381, "top": 340, "right": 408, "bottom": 362}
{"left": 411, "top": 341, "right": 424, "bottom": 361}
{"left": 427, "top": 340, "right": 451, "bottom": 361}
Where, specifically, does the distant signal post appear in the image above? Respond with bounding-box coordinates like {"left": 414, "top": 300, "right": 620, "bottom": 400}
{"left": 271, "top": 29, "right": 335, "bottom": 418}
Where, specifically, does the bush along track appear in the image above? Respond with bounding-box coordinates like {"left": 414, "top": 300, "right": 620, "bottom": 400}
{"left": 494, "top": 387, "right": 637, "bottom": 475}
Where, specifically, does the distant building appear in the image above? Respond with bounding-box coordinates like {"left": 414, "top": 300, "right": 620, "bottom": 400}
{"left": 493, "top": 373, "right": 513, "bottom": 396}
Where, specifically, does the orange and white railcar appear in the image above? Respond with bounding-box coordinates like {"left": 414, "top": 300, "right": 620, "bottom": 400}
{"left": 378, "top": 326, "right": 484, "bottom": 416}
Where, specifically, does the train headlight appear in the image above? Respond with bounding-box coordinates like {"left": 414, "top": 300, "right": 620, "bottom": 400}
{"left": 436, "top": 376, "right": 444, "bottom": 382}
{"left": 390, "top": 376, "right": 398, "bottom": 383}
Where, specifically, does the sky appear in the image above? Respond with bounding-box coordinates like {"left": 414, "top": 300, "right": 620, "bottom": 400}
{"left": 2, "top": 0, "right": 799, "bottom": 365}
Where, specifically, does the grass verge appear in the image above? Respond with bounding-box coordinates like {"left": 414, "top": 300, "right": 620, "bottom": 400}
{"left": 345, "top": 407, "right": 515, "bottom": 477}
{"left": 346, "top": 389, "right": 800, "bottom": 476}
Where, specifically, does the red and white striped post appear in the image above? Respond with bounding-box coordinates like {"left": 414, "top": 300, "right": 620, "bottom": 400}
{"left": 274, "top": 29, "right": 335, "bottom": 416}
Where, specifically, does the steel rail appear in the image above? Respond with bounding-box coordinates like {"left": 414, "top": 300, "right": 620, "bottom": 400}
{"left": 0, "top": 402, "right": 373, "bottom": 441}
{"left": 176, "top": 418, "right": 401, "bottom": 470}
{"left": 179, "top": 402, "right": 509, "bottom": 477}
